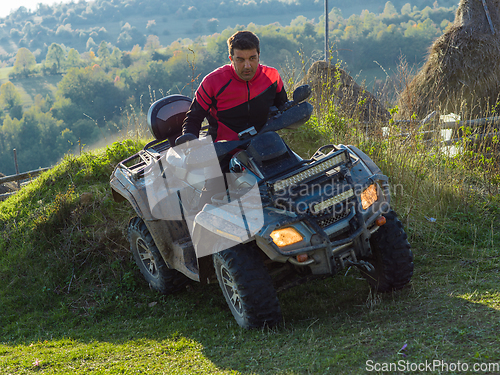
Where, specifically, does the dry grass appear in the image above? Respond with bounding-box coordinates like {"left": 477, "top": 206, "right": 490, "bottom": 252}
{"left": 303, "top": 61, "right": 390, "bottom": 124}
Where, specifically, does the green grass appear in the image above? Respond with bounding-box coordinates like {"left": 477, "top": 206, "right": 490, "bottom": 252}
{"left": 1, "top": 254, "right": 499, "bottom": 374}
{"left": 1, "top": 119, "right": 500, "bottom": 374}
{"left": 0, "top": 66, "right": 61, "bottom": 108}
{"left": 11, "top": 73, "right": 61, "bottom": 107}
{"left": 0, "top": 66, "right": 13, "bottom": 81}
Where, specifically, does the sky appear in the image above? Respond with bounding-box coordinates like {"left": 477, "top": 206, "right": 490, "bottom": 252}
{"left": 0, "top": 0, "right": 75, "bottom": 18}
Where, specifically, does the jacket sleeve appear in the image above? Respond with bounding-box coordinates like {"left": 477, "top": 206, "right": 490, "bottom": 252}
{"left": 274, "top": 75, "right": 288, "bottom": 108}
{"left": 182, "top": 98, "right": 207, "bottom": 137}
{"left": 274, "top": 85, "right": 288, "bottom": 108}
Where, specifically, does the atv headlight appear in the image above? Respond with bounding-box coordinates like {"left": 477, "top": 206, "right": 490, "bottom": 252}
{"left": 361, "top": 184, "right": 378, "bottom": 210}
{"left": 312, "top": 188, "right": 354, "bottom": 213}
{"left": 270, "top": 227, "right": 304, "bottom": 247}
{"left": 273, "top": 152, "right": 346, "bottom": 192}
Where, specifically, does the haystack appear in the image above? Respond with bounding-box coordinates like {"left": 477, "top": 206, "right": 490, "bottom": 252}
{"left": 303, "top": 61, "right": 390, "bottom": 123}
{"left": 398, "top": 0, "right": 500, "bottom": 119}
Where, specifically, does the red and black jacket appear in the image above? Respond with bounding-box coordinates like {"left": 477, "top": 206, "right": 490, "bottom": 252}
{"left": 182, "top": 64, "right": 288, "bottom": 142}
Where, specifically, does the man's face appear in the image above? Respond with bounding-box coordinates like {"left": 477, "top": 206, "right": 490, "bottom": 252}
{"left": 229, "top": 48, "right": 259, "bottom": 81}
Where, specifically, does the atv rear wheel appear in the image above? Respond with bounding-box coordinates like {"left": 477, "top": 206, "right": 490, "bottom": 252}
{"left": 128, "top": 217, "right": 188, "bottom": 295}
{"left": 213, "top": 244, "right": 282, "bottom": 329}
{"left": 360, "top": 210, "right": 413, "bottom": 292}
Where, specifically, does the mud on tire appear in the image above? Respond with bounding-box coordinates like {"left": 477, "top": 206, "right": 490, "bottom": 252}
{"left": 213, "top": 244, "right": 282, "bottom": 329}
{"left": 360, "top": 210, "right": 414, "bottom": 292}
{"left": 128, "top": 217, "right": 188, "bottom": 295}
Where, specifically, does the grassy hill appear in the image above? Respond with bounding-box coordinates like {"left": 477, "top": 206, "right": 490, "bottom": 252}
{"left": 0, "top": 66, "right": 61, "bottom": 108}
{"left": 0, "top": 116, "right": 499, "bottom": 373}
{"left": 0, "top": 66, "right": 11, "bottom": 80}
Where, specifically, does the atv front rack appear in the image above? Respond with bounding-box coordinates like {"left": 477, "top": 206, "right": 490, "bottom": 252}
{"left": 266, "top": 148, "right": 352, "bottom": 194}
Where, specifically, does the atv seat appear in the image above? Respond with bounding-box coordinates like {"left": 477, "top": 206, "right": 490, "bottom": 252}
{"left": 147, "top": 95, "right": 192, "bottom": 146}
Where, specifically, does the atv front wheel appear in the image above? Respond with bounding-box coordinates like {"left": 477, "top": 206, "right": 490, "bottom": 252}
{"left": 360, "top": 210, "right": 414, "bottom": 292}
{"left": 213, "top": 244, "right": 282, "bottom": 329}
{"left": 128, "top": 217, "right": 188, "bottom": 295}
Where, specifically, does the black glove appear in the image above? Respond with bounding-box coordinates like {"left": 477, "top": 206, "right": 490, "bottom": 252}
{"left": 175, "top": 133, "right": 198, "bottom": 146}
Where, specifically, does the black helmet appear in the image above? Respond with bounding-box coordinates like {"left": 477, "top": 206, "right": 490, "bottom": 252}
{"left": 147, "top": 95, "right": 192, "bottom": 142}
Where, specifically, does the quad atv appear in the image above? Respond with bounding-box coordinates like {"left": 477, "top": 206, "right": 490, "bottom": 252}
{"left": 110, "top": 85, "right": 413, "bottom": 329}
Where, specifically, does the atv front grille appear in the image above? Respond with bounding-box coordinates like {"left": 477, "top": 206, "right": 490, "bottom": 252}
{"left": 316, "top": 208, "right": 351, "bottom": 228}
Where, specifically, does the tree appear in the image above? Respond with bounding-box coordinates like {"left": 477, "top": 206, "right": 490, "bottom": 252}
{"left": 146, "top": 19, "right": 157, "bottom": 33}
{"left": 401, "top": 3, "right": 412, "bottom": 15}
{"left": 109, "top": 47, "right": 123, "bottom": 68}
{"left": 55, "top": 24, "right": 74, "bottom": 40}
{"left": 56, "top": 66, "right": 127, "bottom": 127}
{"left": 382, "top": 1, "right": 398, "bottom": 18}
{"left": 189, "top": 20, "right": 204, "bottom": 34}
{"left": 207, "top": 18, "right": 219, "bottom": 33}
{"left": 121, "top": 52, "right": 133, "bottom": 68}
{"left": 45, "top": 43, "right": 66, "bottom": 73}
{"left": 343, "top": 14, "right": 363, "bottom": 40}
{"left": 22, "top": 21, "right": 34, "bottom": 38}
{"left": 0, "top": 82, "right": 22, "bottom": 109}
{"left": 0, "top": 82, "right": 23, "bottom": 120}
{"left": 12, "top": 48, "right": 36, "bottom": 77}
{"left": 145, "top": 35, "right": 161, "bottom": 51}
{"left": 2, "top": 107, "right": 69, "bottom": 170}
{"left": 117, "top": 31, "right": 133, "bottom": 50}
{"left": 86, "top": 37, "right": 97, "bottom": 51}
{"left": 34, "top": 94, "right": 53, "bottom": 113}
{"left": 303, "top": 22, "right": 316, "bottom": 38}
{"left": 1, "top": 116, "right": 22, "bottom": 171}
{"left": 97, "top": 41, "right": 111, "bottom": 69}
{"left": 66, "top": 48, "right": 83, "bottom": 68}
{"left": 117, "top": 23, "right": 146, "bottom": 49}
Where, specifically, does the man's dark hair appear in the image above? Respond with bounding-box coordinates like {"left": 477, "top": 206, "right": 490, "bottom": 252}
{"left": 227, "top": 31, "right": 260, "bottom": 56}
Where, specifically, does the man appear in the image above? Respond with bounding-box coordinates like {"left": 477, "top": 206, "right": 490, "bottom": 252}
{"left": 176, "top": 31, "right": 288, "bottom": 209}
{"left": 180, "top": 30, "right": 288, "bottom": 143}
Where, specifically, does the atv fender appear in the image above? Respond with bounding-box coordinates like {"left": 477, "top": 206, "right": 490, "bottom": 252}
{"left": 110, "top": 167, "right": 146, "bottom": 218}
{"left": 339, "top": 144, "right": 382, "bottom": 175}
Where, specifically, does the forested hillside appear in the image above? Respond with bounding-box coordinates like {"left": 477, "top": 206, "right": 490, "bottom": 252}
{"left": 0, "top": 0, "right": 458, "bottom": 175}
{"left": 0, "top": 0, "right": 456, "bottom": 65}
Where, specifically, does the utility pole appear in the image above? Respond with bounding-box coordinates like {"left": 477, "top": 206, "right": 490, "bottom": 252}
{"left": 13, "top": 148, "right": 20, "bottom": 189}
{"left": 325, "top": 0, "right": 329, "bottom": 62}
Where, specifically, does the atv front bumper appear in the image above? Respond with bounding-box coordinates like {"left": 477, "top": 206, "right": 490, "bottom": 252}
{"left": 254, "top": 196, "right": 389, "bottom": 273}
{"left": 193, "top": 174, "right": 390, "bottom": 276}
